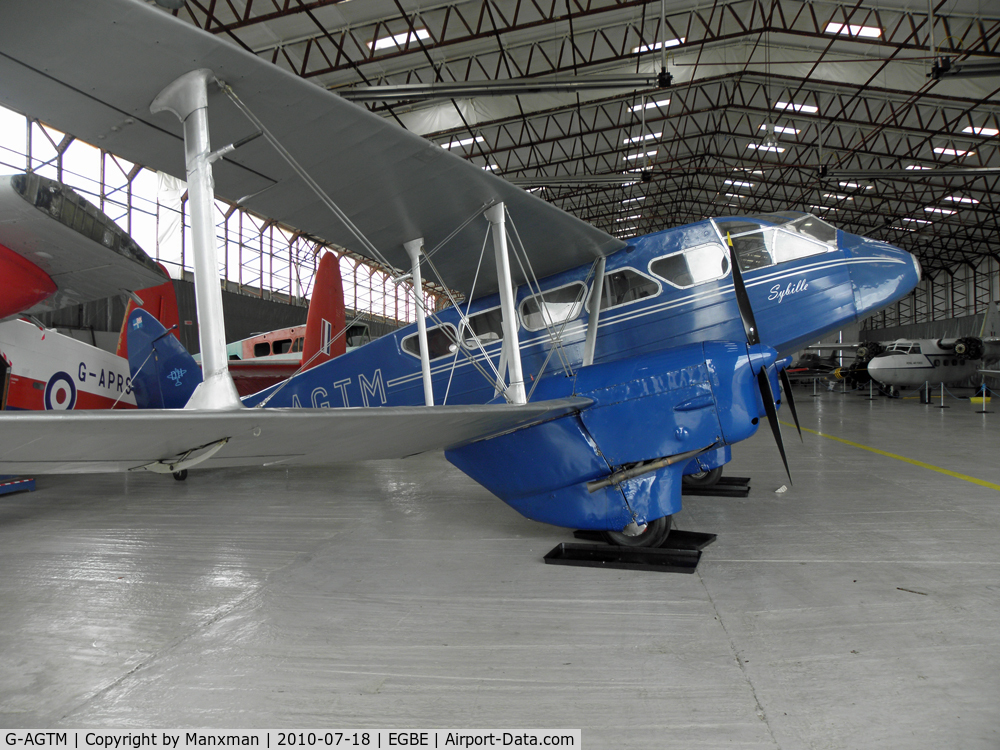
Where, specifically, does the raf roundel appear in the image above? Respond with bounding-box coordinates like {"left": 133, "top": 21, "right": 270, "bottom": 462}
{"left": 44, "top": 371, "right": 77, "bottom": 410}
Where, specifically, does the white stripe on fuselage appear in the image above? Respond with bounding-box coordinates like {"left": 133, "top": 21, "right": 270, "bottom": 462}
{"left": 385, "top": 256, "right": 903, "bottom": 392}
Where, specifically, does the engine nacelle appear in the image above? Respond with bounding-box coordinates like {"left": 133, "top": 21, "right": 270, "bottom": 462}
{"left": 954, "top": 337, "right": 984, "bottom": 360}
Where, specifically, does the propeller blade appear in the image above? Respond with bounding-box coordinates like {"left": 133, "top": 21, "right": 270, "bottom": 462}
{"left": 726, "top": 233, "right": 760, "bottom": 346}
{"left": 778, "top": 368, "right": 803, "bottom": 442}
{"left": 757, "top": 368, "right": 792, "bottom": 485}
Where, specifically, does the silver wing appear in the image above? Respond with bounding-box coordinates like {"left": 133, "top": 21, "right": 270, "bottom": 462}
{"left": 0, "top": 399, "right": 590, "bottom": 475}
{"left": 0, "top": 173, "right": 168, "bottom": 315}
{"left": 0, "top": 0, "right": 624, "bottom": 299}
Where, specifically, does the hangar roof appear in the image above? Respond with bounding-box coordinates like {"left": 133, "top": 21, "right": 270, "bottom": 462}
{"left": 166, "top": 0, "right": 1000, "bottom": 278}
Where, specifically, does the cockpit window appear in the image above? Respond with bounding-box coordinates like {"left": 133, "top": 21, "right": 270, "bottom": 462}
{"left": 885, "top": 341, "right": 920, "bottom": 355}
{"left": 729, "top": 231, "right": 772, "bottom": 270}
{"left": 772, "top": 229, "right": 828, "bottom": 263}
{"left": 588, "top": 268, "right": 660, "bottom": 312}
{"left": 788, "top": 215, "right": 837, "bottom": 244}
{"left": 649, "top": 243, "right": 730, "bottom": 288}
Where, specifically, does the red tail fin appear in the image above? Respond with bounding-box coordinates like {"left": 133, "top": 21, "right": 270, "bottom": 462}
{"left": 302, "top": 252, "right": 347, "bottom": 371}
{"left": 116, "top": 263, "right": 180, "bottom": 358}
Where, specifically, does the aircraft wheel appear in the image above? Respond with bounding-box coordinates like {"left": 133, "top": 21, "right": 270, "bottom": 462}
{"left": 602, "top": 515, "right": 671, "bottom": 548}
{"left": 682, "top": 467, "right": 723, "bottom": 487}
{"left": 172, "top": 469, "right": 188, "bottom": 481}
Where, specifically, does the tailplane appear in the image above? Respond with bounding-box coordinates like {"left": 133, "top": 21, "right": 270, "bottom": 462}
{"left": 126, "top": 308, "right": 201, "bottom": 409}
{"left": 301, "top": 252, "right": 347, "bottom": 371}
{"left": 116, "top": 263, "right": 180, "bottom": 359}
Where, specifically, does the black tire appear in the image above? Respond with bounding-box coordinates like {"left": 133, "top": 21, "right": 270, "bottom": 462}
{"left": 682, "top": 466, "right": 723, "bottom": 487}
{"left": 172, "top": 469, "right": 188, "bottom": 481}
{"left": 602, "top": 515, "right": 672, "bottom": 548}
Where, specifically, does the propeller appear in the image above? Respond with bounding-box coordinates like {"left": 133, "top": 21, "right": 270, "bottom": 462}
{"left": 726, "top": 232, "right": 800, "bottom": 483}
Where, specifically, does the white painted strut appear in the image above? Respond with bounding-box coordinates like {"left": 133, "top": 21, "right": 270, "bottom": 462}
{"left": 151, "top": 69, "right": 242, "bottom": 410}
{"left": 404, "top": 238, "right": 434, "bottom": 406}
{"left": 583, "top": 256, "right": 606, "bottom": 367}
{"left": 485, "top": 203, "right": 526, "bottom": 405}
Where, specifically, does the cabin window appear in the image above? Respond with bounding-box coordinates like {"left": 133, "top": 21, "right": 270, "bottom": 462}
{"left": 273, "top": 338, "right": 293, "bottom": 354}
{"left": 519, "top": 282, "right": 587, "bottom": 332}
{"left": 588, "top": 269, "right": 660, "bottom": 312}
{"left": 253, "top": 342, "right": 271, "bottom": 357}
{"left": 649, "top": 243, "right": 730, "bottom": 288}
{"left": 401, "top": 323, "right": 459, "bottom": 360}
{"left": 460, "top": 307, "right": 504, "bottom": 347}
{"left": 772, "top": 229, "right": 827, "bottom": 264}
{"left": 292, "top": 337, "right": 303, "bottom": 353}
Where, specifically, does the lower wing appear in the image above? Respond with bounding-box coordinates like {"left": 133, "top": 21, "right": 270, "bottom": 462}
{"left": 0, "top": 399, "right": 590, "bottom": 475}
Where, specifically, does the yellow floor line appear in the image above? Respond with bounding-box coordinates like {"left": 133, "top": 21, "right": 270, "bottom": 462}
{"left": 779, "top": 421, "right": 1000, "bottom": 492}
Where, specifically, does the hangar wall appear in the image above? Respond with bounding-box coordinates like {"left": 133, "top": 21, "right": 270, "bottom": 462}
{"left": 38, "top": 280, "right": 401, "bottom": 355}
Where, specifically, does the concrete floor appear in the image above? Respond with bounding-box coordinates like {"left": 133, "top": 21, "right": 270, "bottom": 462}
{"left": 1, "top": 387, "right": 998, "bottom": 748}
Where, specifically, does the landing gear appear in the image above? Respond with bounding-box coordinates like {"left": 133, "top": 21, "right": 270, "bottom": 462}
{"left": 603, "top": 515, "right": 672, "bottom": 548}
{"left": 682, "top": 467, "right": 723, "bottom": 487}
{"left": 172, "top": 469, "right": 188, "bottom": 481}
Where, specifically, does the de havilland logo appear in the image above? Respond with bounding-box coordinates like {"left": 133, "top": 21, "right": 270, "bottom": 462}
{"left": 769, "top": 278, "right": 809, "bottom": 303}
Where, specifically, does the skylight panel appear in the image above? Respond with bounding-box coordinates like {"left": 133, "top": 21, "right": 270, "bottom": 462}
{"left": 810, "top": 205, "right": 839, "bottom": 211}
{"left": 622, "top": 197, "right": 646, "bottom": 204}
{"left": 747, "top": 143, "right": 786, "bottom": 153}
{"left": 617, "top": 214, "right": 642, "bottom": 221}
{"left": 902, "top": 217, "right": 932, "bottom": 224}
{"left": 759, "top": 124, "right": 800, "bottom": 135}
{"left": 482, "top": 164, "right": 498, "bottom": 171}
{"left": 944, "top": 195, "right": 979, "bottom": 204}
{"left": 369, "top": 28, "right": 431, "bottom": 51}
{"left": 924, "top": 207, "right": 957, "bottom": 215}
{"left": 823, "top": 193, "right": 852, "bottom": 200}
{"left": 962, "top": 126, "right": 999, "bottom": 137}
{"left": 724, "top": 179, "right": 753, "bottom": 188}
{"left": 824, "top": 22, "right": 882, "bottom": 38}
{"left": 441, "top": 135, "right": 484, "bottom": 149}
{"left": 623, "top": 132, "right": 662, "bottom": 144}
{"left": 905, "top": 165, "right": 931, "bottom": 170}
{"left": 630, "top": 99, "right": 670, "bottom": 112}
{"left": 838, "top": 181, "right": 873, "bottom": 189}
{"left": 725, "top": 193, "right": 746, "bottom": 199}
{"left": 933, "top": 147, "right": 974, "bottom": 157}
{"left": 625, "top": 150, "right": 658, "bottom": 161}
{"left": 632, "top": 38, "right": 685, "bottom": 54}
{"left": 775, "top": 101, "right": 819, "bottom": 114}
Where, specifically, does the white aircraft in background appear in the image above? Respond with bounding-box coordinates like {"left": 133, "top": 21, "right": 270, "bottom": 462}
{"left": 809, "top": 302, "right": 1000, "bottom": 391}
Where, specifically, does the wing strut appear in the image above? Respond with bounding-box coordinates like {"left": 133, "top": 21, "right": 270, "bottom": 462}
{"left": 151, "top": 69, "right": 241, "bottom": 410}
{"left": 583, "top": 256, "right": 606, "bottom": 367}
{"left": 486, "top": 203, "right": 527, "bottom": 404}
{"left": 404, "top": 238, "right": 435, "bottom": 406}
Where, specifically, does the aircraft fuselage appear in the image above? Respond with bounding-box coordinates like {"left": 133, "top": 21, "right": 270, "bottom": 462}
{"left": 244, "top": 213, "right": 920, "bottom": 411}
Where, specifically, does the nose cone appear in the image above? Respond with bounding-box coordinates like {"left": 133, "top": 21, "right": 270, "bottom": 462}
{"left": 839, "top": 230, "right": 921, "bottom": 319}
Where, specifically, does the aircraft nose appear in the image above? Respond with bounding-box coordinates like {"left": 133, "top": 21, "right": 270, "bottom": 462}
{"left": 840, "top": 231, "right": 921, "bottom": 319}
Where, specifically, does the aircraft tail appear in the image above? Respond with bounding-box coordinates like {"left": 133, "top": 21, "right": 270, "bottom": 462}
{"left": 126, "top": 308, "right": 202, "bottom": 409}
{"left": 301, "top": 252, "right": 347, "bottom": 371}
{"left": 116, "top": 263, "right": 180, "bottom": 359}
{"left": 980, "top": 301, "right": 1000, "bottom": 339}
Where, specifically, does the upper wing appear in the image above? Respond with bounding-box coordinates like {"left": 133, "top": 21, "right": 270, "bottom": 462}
{"left": 0, "top": 398, "right": 590, "bottom": 474}
{"left": 0, "top": 0, "right": 624, "bottom": 299}
{"left": 0, "top": 173, "right": 167, "bottom": 316}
